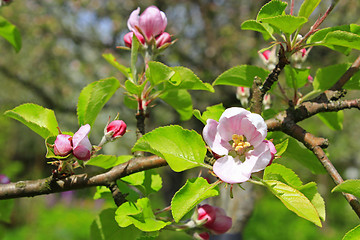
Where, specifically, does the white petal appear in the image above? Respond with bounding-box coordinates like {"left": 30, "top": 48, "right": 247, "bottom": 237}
{"left": 243, "top": 141, "right": 271, "bottom": 173}
{"left": 203, "top": 119, "right": 230, "bottom": 155}
{"left": 217, "top": 107, "right": 250, "bottom": 141}
{"left": 127, "top": 7, "right": 140, "bottom": 32}
{"left": 213, "top": 156, "right": 251, "bottom": 184}
{"left": 242, "top": 113, "right": 267, "bottom": 147}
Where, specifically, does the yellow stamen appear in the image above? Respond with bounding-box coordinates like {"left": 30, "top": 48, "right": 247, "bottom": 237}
{"left": 231, "top": 134, "right": 252, "bottom": 155}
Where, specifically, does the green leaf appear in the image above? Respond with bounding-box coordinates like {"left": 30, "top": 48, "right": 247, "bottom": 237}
{"left": 299, "top": 182, "right": 326, "bottom": 221}
{"left": 193, "top": 103, "right": 225, "bottom": 125}
{"left": 0, "top": 199, "right": 14, "bottom": 223}
{"left": 284, "top": 66, "right": 310, "bottom": 89}
{"left": 102, "top": 53, "right": 130, "bottom": 78}
{"left": 93, "top": 186, "right": 112, "bottom": 200}
{"left": 241, "top": 20, "right": 273, "bottom": 40}
{"left": 213, "top": 65, "right": 269, "bottom": 87}
{"left": 86, "top": 155, "right": 133, "bottom": 169}
{"left": 146, "top": 61, "right": 175, "bottom": 86}
{"left": 256, "top": 0, "right": 288, "bottom": 21}
{"left": 332, "top": 179, "right": 360, "bottom": 199}
{"left": 0, "top": 16, "right": 22, "bottom": 52}
{"left": 115, "top": 198, "right": 170, "bottom": 232}
{"left": 281, "top": 138, "right": 326, "bottom": 174}
{"left": 169, "top": 67, "right": 214, "bottom": 92}
{"left": 77, "top": 77, "right": 120, "bottom": 127}
{"left": 343, "top": 224, "right": 360, "bottom": 240}
{"left": 261, "top": 15, "right": 308, "bottom": 35}
{"left": 4, "top": 103, "right": 59, "bottom": 139}
{"left": 171, "top": 177, "right": 220, "bottom": 222}
{"left": 264, "top": 163, "right": 303, "bottom": 188}
{"left": 124, "top": 80, "right": 146, "bottom": 96}
{"left": 317, "top": 111, "right": 344, "bottom": 131}
{"left": 274, "top": 138, "right": 289, "bottom": 157}
{"left": 91, "top": 208, "right": 142, "bottom": 240}
{"left": 263, "top": 180, "right": 322, "bottom": 227}
{"left": 298, "top": 0, "right": 321, "bottom": 18}
{"left": 313, "top": 63, "right": 350, "bottom": 91}
{"left": 132, "top": 125, "right": 207, "bottom": 172}
{"left": 159, "top": 89, "right": 193, "bottom": 121}
{"left": 321, "top": 31, "right": 360, "bottom": 51}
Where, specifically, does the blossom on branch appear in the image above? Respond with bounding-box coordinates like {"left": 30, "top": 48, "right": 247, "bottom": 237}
{"left": 106, "top": 120, "right": 127, "bottom": 138}
{"left": 203, "top": 107, "right": 276, "bottom": 184}
{"left": 197, "top": 204, "right": 232, "bottom": 234}
{"left": 72, "top": 124, "right": 92, "bottom": 161}
{"left": 53, "top": 134, "right": 73, "bottom": 156}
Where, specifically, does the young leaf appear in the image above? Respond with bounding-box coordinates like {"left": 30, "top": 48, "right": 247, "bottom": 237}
{"left": 102, "top": 53, "right": 130, "bottom": 79}
{"left": 284, "top": 66, "right": 310, "bottom": 89}
{"left": 77, "top": 77, "right": 120, "bottom": 127}
{"left": 124, "top": 170, "right": 162, "bottom": 196}
{"left": 256, "top": 0, "right": 288, "bottom": 21}
{"left": 261, "top": 15, "right": 308, "bottom": 35}
{"left": 91, "top": 208, "right": 142, "bottom": 240}
{"left": 274, "top": 138, "right": 289, "bottom": 157}
{"left": 0, "top": 16, "right": 22, "bottom": 52}
{"left": 169, "top": 67, "right": 214, "bottom": 92}
{"left": 171, "top": 177, "right": 220, "bottom": 222}
{"left": 115, "top": 198, "right": 170, "bottom": 232}
{"left": 241, "top": 20, "right": 273, "bottom": 40}
{"left": 317, "top": 111, "right": 344, "bottom": 131}
{"left": 332, "top": 179, "right": 360, "bottom": 199}
{"left": 298, "top": 0, "right": 321, "bottom": 19}
{"left": 193, "top": 103, "right": 225, "bottom": 125}
{"left": 343, "top": 224, "right": 360, "bottom": 240}
{"left": 146, "top": 61, "right": 175, "bottom": 86}
{"left": 263, "top": 180, "right": 322, "bottom": 227}
{"left": 86, "top": 155, "right": 133, "bottom": 169}
{"left": 298, "top": 182, "right": 326, "bottom": 221}
{"left": 213, "top": 65, "right": 269, "bottom": 87}
{"left": 281, "top": 138, "right": 326, "bottom": 174}
{"left": 4, "top": 103, "right": 59, "bottom": 139}
{"left": 321, "top": 31, "right": 360, "bottom": 51}
{"left": 159, "top": 89, "right": 193, "bottom": 121}
{"left": 132, "top": 125, "right": 207, "bottom": 172}
{"left": 264, "top": 163, "right": 303, "bottom": 188}
{"left": 313, "top": 63, "right": 350, "bottom": 91}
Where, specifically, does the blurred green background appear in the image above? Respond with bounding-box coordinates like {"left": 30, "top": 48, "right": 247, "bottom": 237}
{"left": 0, "top": 0, "right": 359, "bottom": 239}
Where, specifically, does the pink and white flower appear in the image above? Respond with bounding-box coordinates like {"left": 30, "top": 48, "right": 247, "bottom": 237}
{"left": 72, "top": 124, "right": 92, "bottom": 161}
{"left": 203, "top": 107, "right": 276, "bottom": 184}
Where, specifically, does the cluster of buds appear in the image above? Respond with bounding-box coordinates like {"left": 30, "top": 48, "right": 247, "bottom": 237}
{"left": 188, "top": 204, "right": 232, "bottom": 240}
{"left": 123, "top": 6, "right": 173, "bottom": 50}
{"left": 53, "top": 124, "right": 92, "bottom": 161}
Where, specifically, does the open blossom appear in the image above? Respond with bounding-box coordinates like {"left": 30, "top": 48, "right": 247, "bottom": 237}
{"left": 72, "top": 124, "right": 92, "bottom": 161}
{"left": 203, "top": 107, "right": 276, "bottom": 184}
{"left": 124, "top": 6, "right": 171, "bottom": 48}
{"left": 198, "top": 204, "right": 232, "bottom": 234}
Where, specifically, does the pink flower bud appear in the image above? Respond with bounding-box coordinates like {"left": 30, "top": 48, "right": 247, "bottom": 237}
{"left": 127, "top": 6, "right": 167, "bottom": 41}
{"left": 264, "top": 140, "right": 277, "bottom": 165}
{"left": 307, "top": 75, "right": 313, "bottom": 83}
{"left": 54, "top": 134, "right": 73, "bottom": 156}
{"left": 106, "top": 120, "right": 127, "bottom": 138}
{"left": 301, "top": 48, "right": 307, "bottom": 57}
{"left": 236, "top": 87, "right": 250, "bottom": 107}
{"left": 194, "top": 232, "right": 210, "bottom": 240}
{"left": 72, "top": 124, "right": 92, "bottom": 161}
{"left": 0, "top": 174, "right": 10, "bottom": 184}
{"left": 123, "top": 31, "right": 145, "bottom": 48}
{"left": 198, "top": 204, "right": 232, "bottom": 234}
{"left": 262, "top": 50, "right": 271, "bottom": 60}
{"left": 156, "top": 32, "right": 171, "bottom": 48}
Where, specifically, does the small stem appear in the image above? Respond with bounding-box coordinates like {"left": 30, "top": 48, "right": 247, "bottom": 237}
{"left": 290, "top": 0, "right": 294, "bottom": 15}
{"left": 155, "top": 205, "right": 171, "bottom": 215}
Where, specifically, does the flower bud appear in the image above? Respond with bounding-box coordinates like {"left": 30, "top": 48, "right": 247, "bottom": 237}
{"left": 123, "top": 31, "right": 145, "bottom": 48}
{"left": 72, "top": 124, "right": 92, "bottom": 161}
{"left": 156, "top": 32, "right": 171, "bottom": 48}
{"left": 106, "top": 120, "right": 127, "bottom": 138}
{"left": 262, "top": 50, "right": 271, "bottom": 61}
{"left": 236, "top": 87, "right": 250, "bottom": 107}
{"left": 197, "top": 204, "right": 232, "bottom": 234}
{"left": 263, "top": 93, "right": 271, "bottom": 110}
{"left": 194, "top": 232, "right": 210, "bottom": 240}
{"left": 54, "top": 134, "right": 73, "bottom": 156}
{"left": 0, "top": 174, "right": 10, "bottom": 184}
{"left": 307, "top": 75, "right": 313, "bottom": 83}
{"left": 259, "top": 47, "right": 277, "bottom": 70}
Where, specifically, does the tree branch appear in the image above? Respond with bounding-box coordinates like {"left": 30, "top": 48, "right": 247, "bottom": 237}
{"left": 0, "top": 155, "right": 167, "bottom": 200}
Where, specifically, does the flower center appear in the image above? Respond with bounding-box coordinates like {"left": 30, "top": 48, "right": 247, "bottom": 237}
{"left": 231, "top": 134, "right": 253, "bottom": 156}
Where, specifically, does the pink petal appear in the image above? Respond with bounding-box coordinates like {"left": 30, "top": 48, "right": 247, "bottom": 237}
{"left": 243, "top": 141, "right": 271, "bottom": 173}
{"left": 213, "top": 155, "right": 251, "bottom": 184}
{"left": 127, "top": 7, "right": 140, "bottom": 33}
{"left": 207, "top": 214, "right": 232, "bottom": 234}
{"left": 73, "top": 145, "right": 91, "bottom": 161}
{"left": 240, "top": 113, "right": 267, "bottom": 147}
{"left": 139, "top": 6, "right": 167, "bottom": 40}
{"left": 54, "top": 134, "right": 73, "bottom": 156}
{"left": 72, "top": 124, "right": 91, "bottom": 148}
{"left": 203, "top": 119, "right": 230, "bottom": 156}
{"left": 217, "top": 107, "right": 251, "bottom": 141}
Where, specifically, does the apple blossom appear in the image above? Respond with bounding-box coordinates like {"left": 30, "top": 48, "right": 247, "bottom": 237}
{"left": 198, "top": 204, "right": 232, "bottom": 234}
{"left": 259, "top": 47, "right": 277, "bottom": 70}
{"left": 106, "top": 120, "right": 127, "bottom": 138}
{"left": 123, "top": 31, "right": 145, "bottom": 48}
{"left": 72, "top": 124, "right": 92, "bottom": 161}
{"left": 155, "top": 32, "right": 172, "bottom": 48}
{"left": 263, "top": 93, "right": 271, "bottom": 110}
{"left": 53, "top": 134, "right": 73, "bottom": 156}
{"left": 203, "top": 107, "right": 276, "bottom": 184}
{"left": 236, "top": 86, "right": 250, "bottom": 107}
{"left": 127, "top": 6, "right": 167, "bottom": 41}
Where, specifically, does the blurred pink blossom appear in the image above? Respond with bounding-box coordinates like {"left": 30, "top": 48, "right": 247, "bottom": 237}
{"left": 198, "top": 204, "right": 232, "bottom": 234}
